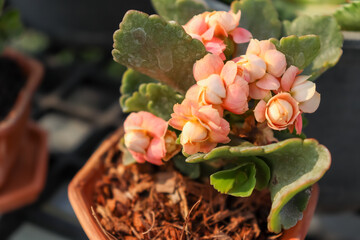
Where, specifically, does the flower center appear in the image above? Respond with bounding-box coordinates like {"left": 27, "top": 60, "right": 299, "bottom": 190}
{"left": 268, "top": 99, "right": 293, "bottom": 125}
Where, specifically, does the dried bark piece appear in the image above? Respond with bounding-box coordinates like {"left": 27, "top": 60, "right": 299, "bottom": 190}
{"left": 155, "top": 172, "right": 176, "bottom": 193}
{"left": 93, "top": 143, "right": 280, "bottom": 240}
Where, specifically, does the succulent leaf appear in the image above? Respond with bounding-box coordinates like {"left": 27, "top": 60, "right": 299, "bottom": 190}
{"left": 151, "top": 0, "right": 209, "bottom": 25}
{"left": 186, "top": 138, "right": 331, "bottom": 233}
{"left": 271, "top": 35, "right": 321, "bottom": 70}
{"left": 283, "top": 15, "right": 343, "bottom": 80}
{"left": 112, "top": 10, "right": 207, "bottom": 93}
{"left": 120, "top": 67, "right": 183, "bottom": 120}
{"left": 279, "top": 187, "right": 311, "bottom": 230}
{"left": 120, "top": 68, "right": 158, "bottom": 107}
{"left": 210, "top": 162, "right": 256, "bottom": 197}
{"left": 334, "top": 2, "right": 360, "bottom": 31}
{"left": 231, "top": 0, "right": 282, "bottom": 40}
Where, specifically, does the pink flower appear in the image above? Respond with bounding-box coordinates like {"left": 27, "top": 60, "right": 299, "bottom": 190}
{"left": 204, "top": 11, "right": 252, "bottom": 43}
{"left": 169, "top": 99, "right": 230, "bottom": 155}
{"left": 183, "top": 10, "right": 252, "bottom": 60}
{"left": 281, "top": 66, "right": 321, "bottom": 113}
{"left": 246, "top": 39, "right": 287, "bottom": 77}
{"left": 187, "top": 54, "right": 249, "bottom": 115}
{"left": 124, "top": 111, "right": 171, "bottom": 165}
{"left": 254, "top": 93, "right": 300, "bottom": 131}
{"left": 235, "top": 39, "right": 286, "bottom": 100}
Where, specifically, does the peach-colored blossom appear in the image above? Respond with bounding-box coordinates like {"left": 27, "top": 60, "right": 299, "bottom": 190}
{"left": 235, "top": 55, "right": 279, "bottom": 100}
{"left": 124, "top": 111, "right": 173, "bottom": 165}
{"left": 246, "top": 39, "right": 286, "bottom": 77}
{"left": 168, "top": 99, "right": 230, "bottom": 155}
{"left": 254, "top": 93, "right": 300, "bottom": 131}
{"left": 281, "top": 66, "right": 321, "bottom": 113}
{"left": 183, "top": 10, "right": 252, "bottom": 60}
{"left": 204, "top": 11, "right": 252, "bottom": 43}
{"left": 187, "top": 54, "right": 249, "bottom": 115}
{"left": 234, "top": 39, "right": 285, "bottom": 100}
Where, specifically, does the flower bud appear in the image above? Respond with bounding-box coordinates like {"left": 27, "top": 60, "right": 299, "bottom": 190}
{"left": 181, "top": 121, "right": 208, "bottom": 144}
{"left": 265, "top": 93, "right": 300, "bottom": 130}
{"left": 124, "top": 131, "right": 150, "bottom": 154}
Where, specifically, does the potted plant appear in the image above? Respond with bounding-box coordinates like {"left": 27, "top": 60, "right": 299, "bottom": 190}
{"left": 0, "top": 0, "right": 47, "bottom": 213}
{"left": 69, "top": 0, "right": 342, "bottom": 238}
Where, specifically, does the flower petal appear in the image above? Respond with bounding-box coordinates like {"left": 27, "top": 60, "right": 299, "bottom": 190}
{"left": 281, "top": 65, "right": 299, "bottom": 92}
{"left": 254, "top": 100, "right": 267, "bottom": 123}
{"left": 204, "top": 39, "right": 226, "bottom": 58}
{"left": 183, "top": 14, "right": 208, "bottom": 36}
{"left": 221, "top": 61, "right": 237, "bottom": 85}
{"left": 193, "top": 54, "right": 224, "bottom": 81}
{"left": 249, "top": 82, "right": 270, "bottom": 99}
{"left": 299, "top": 91, "right": 320, "bottom": 113}
{"left": 256, "top": 73, "right": 280, "bottom": 90}
{"left": 146, "top": 137, "right": 165, "bottom": 165}
{"left": 197, "top": 74, "right": 226, "bottom": 104}
{"left": 246, "top": 39, "right": 260, "bottom": 56}
{"left": 202, "top": 26, "right": 216, "bottom": 41}
{"left": 230, "top": 27, "right": 252, "bottom": 44}
{"left": 264, "top": 49, "right": 286, "bottom": 77}
{"left": 222, "top": 78, "right": 249, "bottom": 114}
{"left": 291, "top": 81, "right": 316, "bottom": 102}
{"left": 141, "top": 112, "right": 168, "bottom": 138}
{"left": 185, "top": 84, "right": 200, "bottom": 102}
{"left": 294, "top": 114, "right": 303, "bottom": 134}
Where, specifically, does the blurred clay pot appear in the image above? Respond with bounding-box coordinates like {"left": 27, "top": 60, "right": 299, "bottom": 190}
{"left": 0, "top": 49, "right": 48, "bottom": 213}
{"left": 68, "top": 128, "right": 319, "bottom": 240}
{"left": 0, "top": 48, "right": 43, "bottom": 188}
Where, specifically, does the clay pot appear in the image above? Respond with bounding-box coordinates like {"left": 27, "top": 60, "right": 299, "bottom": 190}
{"left": 68, "top": 128, "right": 319, "bottom": 240}
{"left": 0, "top": 48, "right": 48, "bottom": 213}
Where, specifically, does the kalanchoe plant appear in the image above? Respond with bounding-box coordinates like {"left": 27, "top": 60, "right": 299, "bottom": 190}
{"left": 112, "top": 0, "right": 342, "bottom": 235}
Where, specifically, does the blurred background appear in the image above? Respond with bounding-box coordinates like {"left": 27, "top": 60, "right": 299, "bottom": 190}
{"left": 0, "top": 0, "right": 359, "bottom": 239}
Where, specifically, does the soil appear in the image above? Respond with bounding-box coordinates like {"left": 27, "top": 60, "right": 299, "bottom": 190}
{"left": 0, "top": 56, "right": 26, "bottom": 120}
{"left": 93, "top": 144, "right": 282, "bottom": 240}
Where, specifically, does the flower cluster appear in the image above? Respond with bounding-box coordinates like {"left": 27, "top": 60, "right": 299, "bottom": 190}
{"left": 122, "top": 10, "right": 320, "bottom": 164}
{"left": 183, "top": 10, "right": 252, "bottom": 60}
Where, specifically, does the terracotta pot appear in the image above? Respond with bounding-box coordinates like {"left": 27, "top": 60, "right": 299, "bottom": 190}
{"left": 0, "top": 48, "right": 48, "bottom": 213}
{"left": 69, "top": 128, "right": 319, "bottom": 240}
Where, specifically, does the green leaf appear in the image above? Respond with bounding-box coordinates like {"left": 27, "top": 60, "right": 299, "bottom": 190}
{"left": 231, "top": 0, "right": 282, "bottom": 40}
{"left": 279, "top": 187, "right": 311, "bottom": 230}
{"left": 186, "top": 138, "right": 331, "bottom": 233}
{"left": 334, "top": 2, "right": 360, "bottom": 31}
{"left": 210, "top": 163, "right": 256, "bottom": 197}
{"left": 270, "top": 35, "right": 321, "bottom": 70}
{"left": 120, "top": 68, "right": 157, "bottom": 107}
{"left": 173, "top": 154, "right": 200, "bottom": 179}
{"left": 121, "top": 81, "right": 184, "bottom": 120}
{"left": 240, "top": 156, "right": 271, "bottom": 190}
{"left": 0, "top": 9, "right": 23, "bottom": 51}
{"left": 151, "top": 0, "right": 209, "bottom": 25}
{"left": 283, "top": 15, "right": 343, "bottom": 80}
{"left": 112, "top": 10, "right": 207, "bottom": 93}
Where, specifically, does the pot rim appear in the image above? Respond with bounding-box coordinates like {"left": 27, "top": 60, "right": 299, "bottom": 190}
{"left": 0, "top": 48, "right": 44, "bottom": 132}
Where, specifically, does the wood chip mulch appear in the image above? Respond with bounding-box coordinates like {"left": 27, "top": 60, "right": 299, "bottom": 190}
{"left": 93, "top": 144, "right": 282, "bottom": 240}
